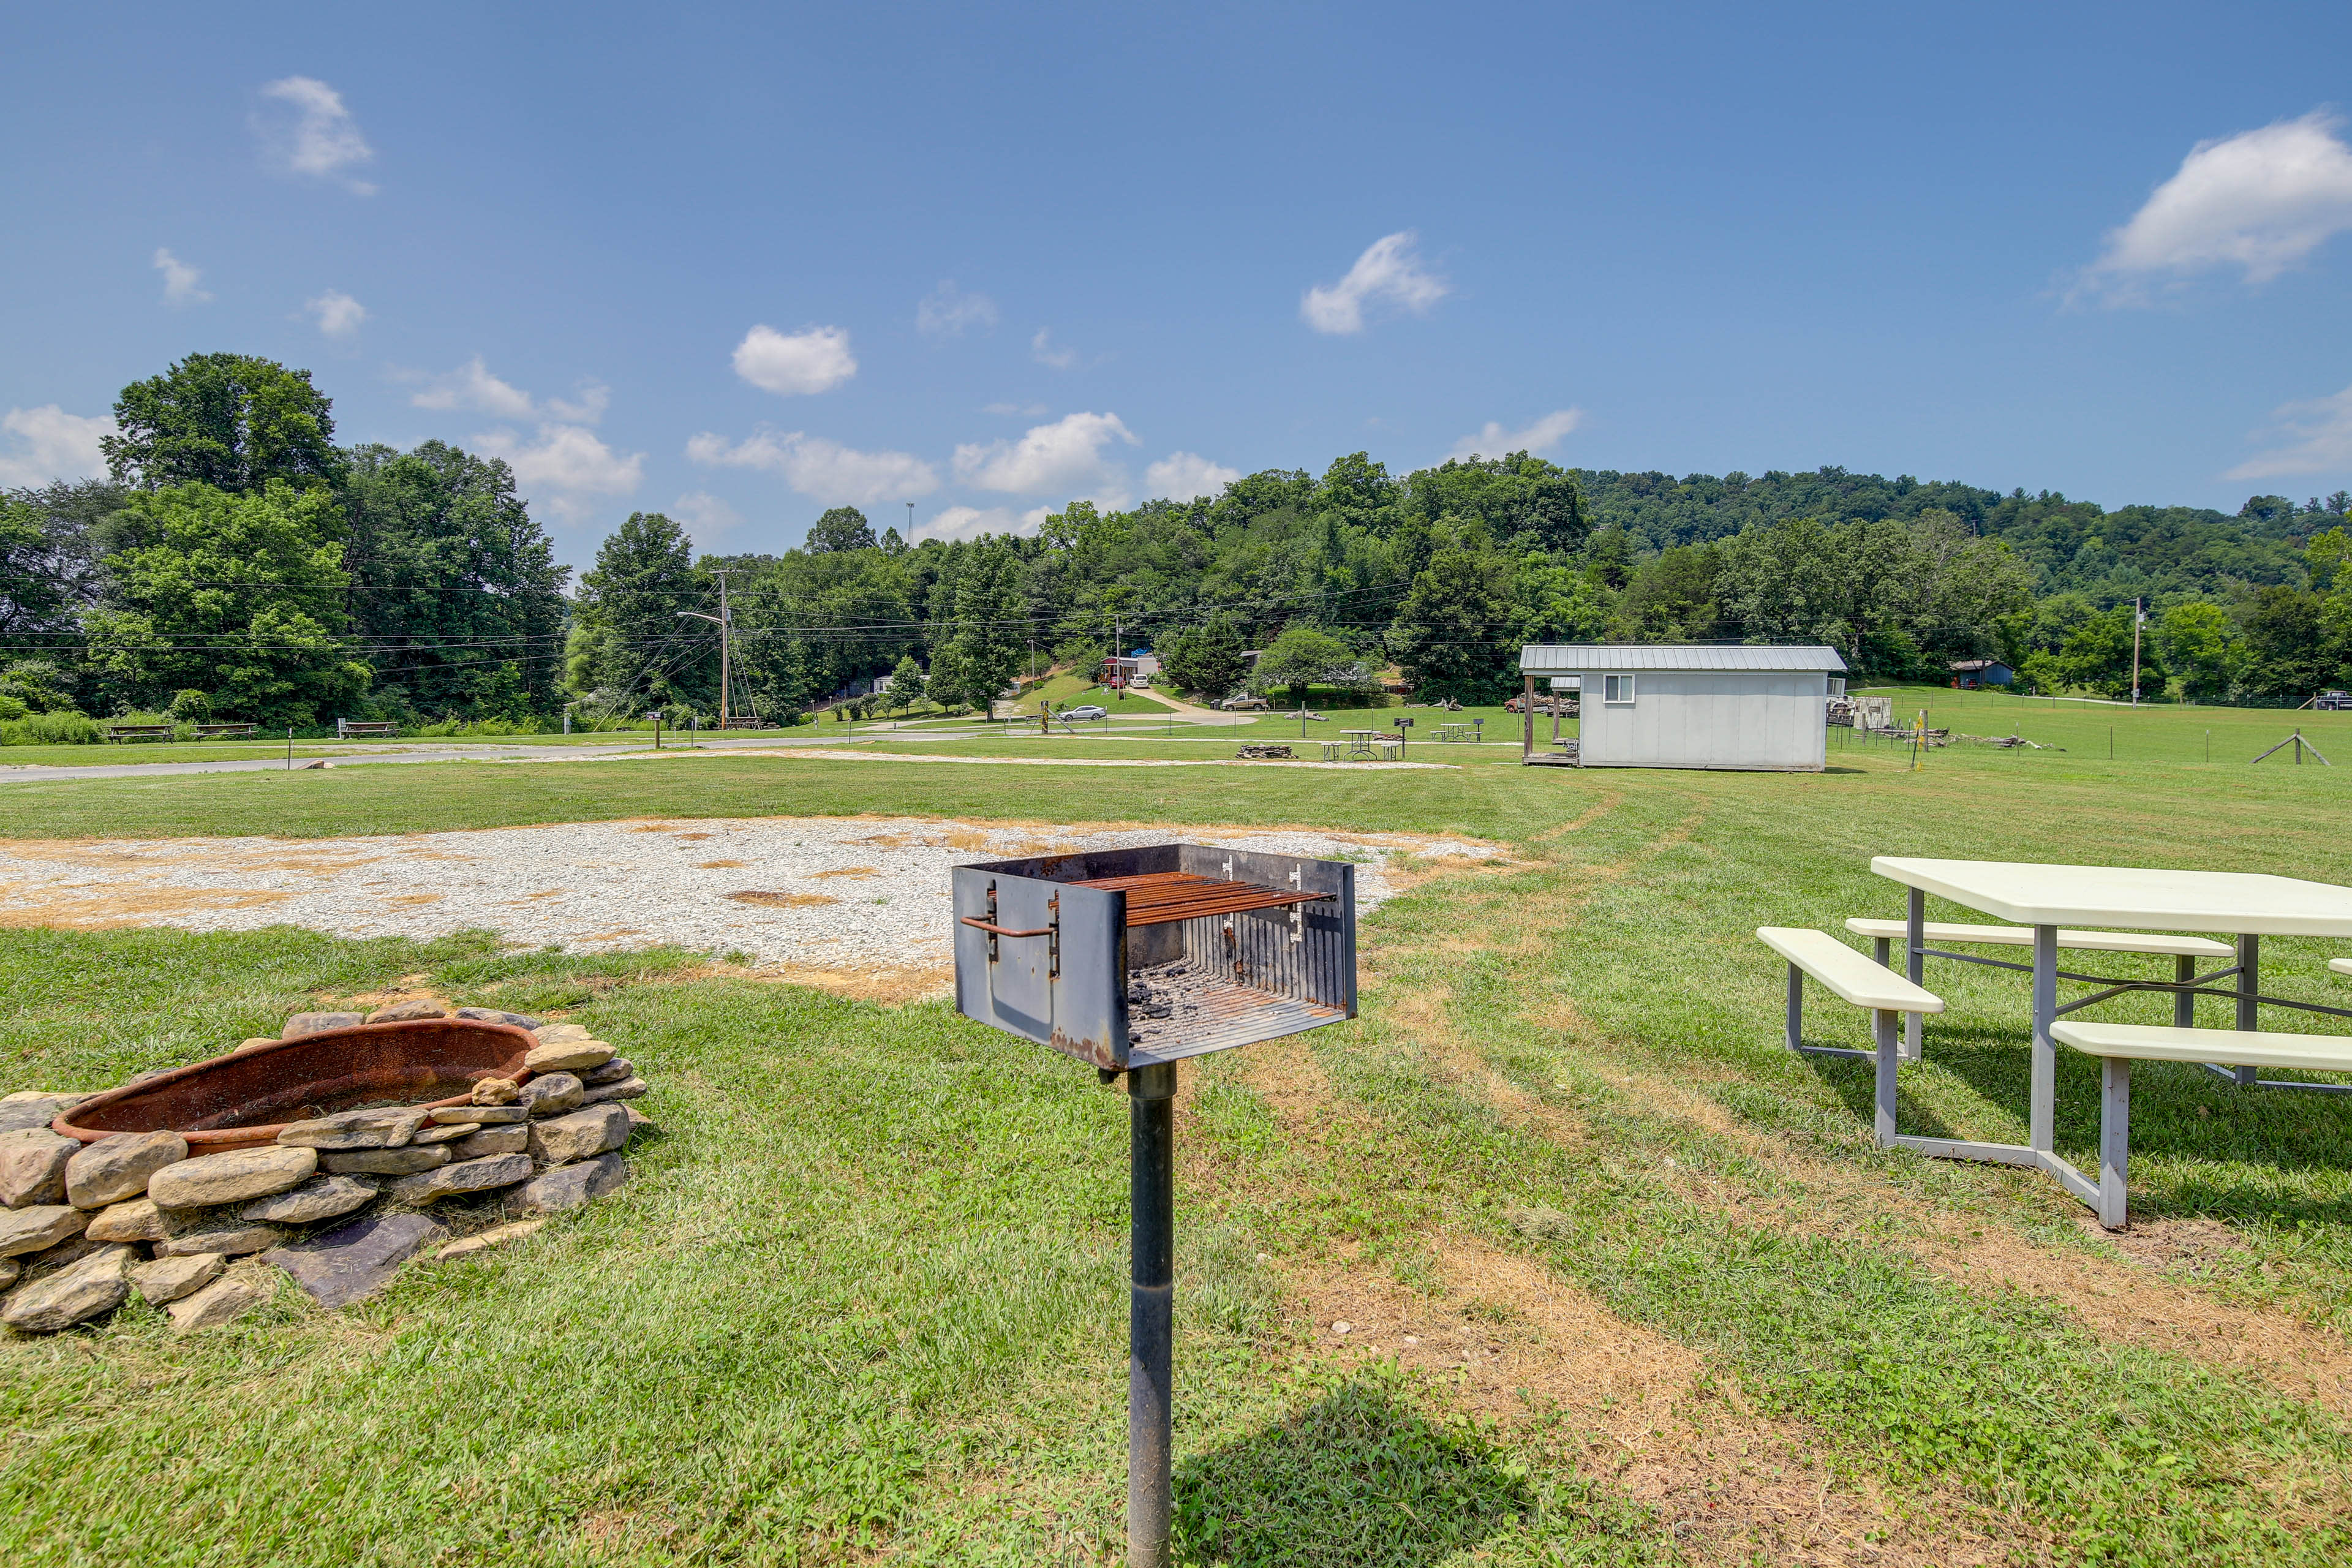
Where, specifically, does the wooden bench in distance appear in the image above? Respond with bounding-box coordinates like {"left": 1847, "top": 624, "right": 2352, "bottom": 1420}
{"left": 191, "top": 723, "right": 257, "bottom": 739}
{"left": 335, "top": 719, "right": 400, "bottom": 739}
{"left": 2051, "top": 1020, "right": 2352, "bottom": 1227}
{"left": 103, "top": 724, "right": 173, "bottom": 743}
{"left": 1760, "top": 927, "right": 1943, "bottom": 1148}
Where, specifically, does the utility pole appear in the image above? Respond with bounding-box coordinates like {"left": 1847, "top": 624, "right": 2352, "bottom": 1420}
{"left": 2130, "top": 597, "right": 2144, "bottom": 706}
{"left": 676, "top": 570, "right": 734, "bottom": 728}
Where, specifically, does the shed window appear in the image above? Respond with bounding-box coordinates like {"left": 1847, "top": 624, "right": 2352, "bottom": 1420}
{"left": 1602, "top": 674, "right": 1635, "bottom": 704}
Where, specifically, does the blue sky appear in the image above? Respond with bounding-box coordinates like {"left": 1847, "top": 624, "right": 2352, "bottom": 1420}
{"left": 5, "top": 2, "right": 2352, "bottom": 568}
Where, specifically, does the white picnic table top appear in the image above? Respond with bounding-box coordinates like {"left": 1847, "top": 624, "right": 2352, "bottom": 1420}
{"left": 1871, "top": 858, "right": 2352, "bottom": 937}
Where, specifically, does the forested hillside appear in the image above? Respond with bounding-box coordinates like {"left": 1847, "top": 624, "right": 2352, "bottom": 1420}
{"left": 6, "top": 352, "right": 2352, "bottom": 739}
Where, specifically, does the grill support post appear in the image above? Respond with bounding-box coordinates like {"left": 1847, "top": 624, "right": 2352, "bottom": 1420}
{"left": 1127, "top": 1061, "right": 1177, "bottom": 1568}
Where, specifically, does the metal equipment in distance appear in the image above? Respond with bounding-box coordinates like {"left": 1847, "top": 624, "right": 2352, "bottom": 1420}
{"left": 951, "top": 843, "right": 1359, "bottom": 1568}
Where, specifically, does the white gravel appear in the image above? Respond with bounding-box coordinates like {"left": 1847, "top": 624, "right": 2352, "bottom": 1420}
{"left": 0, "top": 816, "right": 1497, "bottom": 984}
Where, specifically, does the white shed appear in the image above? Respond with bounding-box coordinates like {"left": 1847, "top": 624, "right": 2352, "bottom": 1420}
{"left": 1517, "top": 644, "right": 1848, "bottom": 772}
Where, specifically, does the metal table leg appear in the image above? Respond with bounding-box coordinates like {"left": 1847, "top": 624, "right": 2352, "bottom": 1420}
{"left": 2030, "top": 924, "right": 2057, "bottom": 1154}
{"left": 2233, "top": 934, "right": 2259, "bottom": 1087}
{"left": 2174, "top": 954, "right": 2195, "bottom": 1028}
{"left": 1904, "top": 888, "right": 1925, "bottom": 1061}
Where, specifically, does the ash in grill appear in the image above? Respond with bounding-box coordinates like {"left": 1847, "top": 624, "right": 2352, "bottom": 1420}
{"left": 952, "top": 843, "right": 1358, "bottom": 1071}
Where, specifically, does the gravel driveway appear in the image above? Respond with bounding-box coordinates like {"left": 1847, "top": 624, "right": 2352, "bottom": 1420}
{"left": 0, "top": 816, "right": 1498, "bottom": 999}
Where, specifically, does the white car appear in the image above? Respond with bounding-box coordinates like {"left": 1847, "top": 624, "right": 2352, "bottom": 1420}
{"left": 1064, "top": 704, "right": 1109, "bottom": 720}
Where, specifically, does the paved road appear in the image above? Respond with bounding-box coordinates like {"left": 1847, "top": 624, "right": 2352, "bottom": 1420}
{"left": 0, "top": 714, "right": 1280, "bottom": 785}
{"left": 0, "top": 730, "right": 897, "bottom": 783}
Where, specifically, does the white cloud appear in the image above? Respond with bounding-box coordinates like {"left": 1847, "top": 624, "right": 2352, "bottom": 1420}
{"left": 153, "top": 248, "right": 209, "bottom": 306}
{"left": 1030, "top": 328, "right": 1079, "bottom": 369}
{"left": 545, "top": 385, "right": 611, "bottom": 423}
{"left": 732, "top": 324, "right": 856, "bottom": 395}
{"left": 411, "top": 356, "right": 537, "bottom": 420}
{"left": 917, "top": 281, "right": 998, "bottom": 336}
{"left": 1301, "top": 231, "right": 1449, "bottom": 334}
{"left": 984, "top": 401, "right": 1049, "bottom": 417}
{"left": 0, "top": 405, "right": 116, "bottom": 487}
{"left": 2082, "top": 112, "right": 2352, "bottom": 301}
{"left": 473, "top": 424, "right": 644, "bottom": 522}
{"left": 2225, "top": 383, "right": 2352, "bottom": 478}
{"left": 914, "top": 505, "right": 1035, "bottom": 544}
{"left": 670, "top": 491, "right": 744, "bottom": 551}
{"left": 1144, "top": 451, "right": 1241, "bottom": 500}
{"left": 1447, "top": 408, "right": 1585, "bottom": 461}
{"left": 303, "top": 289, "right": 367, "bottom": 338}
{"left": 687, "top": 428, "right": 940, "bottom": 507}
{"left": 954, "top": 410, "right": 1137, "bottom": 505}
{"left": 257, "top": 76, "right": 376, "bottom": 194}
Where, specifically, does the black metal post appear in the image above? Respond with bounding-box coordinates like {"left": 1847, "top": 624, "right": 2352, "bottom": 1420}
{"left": 1127, "top": 1061, "right": 1176, "bottom": 1568}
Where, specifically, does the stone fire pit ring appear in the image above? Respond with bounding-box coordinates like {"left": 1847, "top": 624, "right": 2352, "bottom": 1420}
{"left": 53, "top": 1019, "right": 541, "bottom": 1153}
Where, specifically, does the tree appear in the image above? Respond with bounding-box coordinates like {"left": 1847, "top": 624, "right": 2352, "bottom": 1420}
{"left": 1157, "top": 613, "right": 1248, "bottom": 697}
{"left": 1387, "top": 548, "right": 1514, "bottom": 703}
{"left": 1254, "top": 626, "right": 1362, "bottom": 703}
{"left": 339, "top": 442, "right": 569, "bottom": 717}
{"left": 2052, "top": 607, "right": 2149, "bottom": 699}
{"left": 80, "top": 480, "right": 368, "bottom": 723}
{"left": 807, "top": 506, "right": 877, "bottom": 553}
{"left": 573, "top": 512, "right": 706, "bottom": 707}
{"left": 931, "top": 538, "right": 1026, "bottom": 713}
{"left": 104, "top": 354, "right": 342, "bottom": 493}
{"left": 885, "top": 653, "right": 926, "bottom": 712}
{"left": 1, "top": 480, "right": 116, "bottom": 647}
{"left": 2152, "top": 602, "right": 2245, "bottom": 703}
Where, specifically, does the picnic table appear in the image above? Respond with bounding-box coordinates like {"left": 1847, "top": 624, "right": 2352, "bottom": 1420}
{"left": 103, "top": 723, "right": 173, "bottom": 743}
{"left": 1868, "top": 857, "right": 2352, "bottom": 1214}
{"left": 1340, "top": 729, "right": 1382, "bottom": 760}
{"left": 1437, "top": 722, "right": 1474, "bottom": 743}
{"left": 192, "top": 723, "right": 257, "bottom": 739}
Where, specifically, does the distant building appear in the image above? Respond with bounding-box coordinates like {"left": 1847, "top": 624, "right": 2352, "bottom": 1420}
{"left": 1949, "top": 659, "right": 2014, "bottom": 689}
{"left": 1517, "top": 644, "right": 1847, "bottom": 771}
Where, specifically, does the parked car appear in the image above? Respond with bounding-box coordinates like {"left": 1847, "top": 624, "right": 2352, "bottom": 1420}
{"left": 1217, "top": 695, "right": 1269, "bottom": 710}
{"left": 1064, "top": 704, "right": 1109, "bottom": 720}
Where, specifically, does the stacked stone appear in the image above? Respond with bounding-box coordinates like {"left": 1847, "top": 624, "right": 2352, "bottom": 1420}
{"left": 0, "top": 1004, "right": 648, "bottom": 1336}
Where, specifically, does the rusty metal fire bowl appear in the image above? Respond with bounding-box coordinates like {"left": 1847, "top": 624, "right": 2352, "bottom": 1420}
{"left": 51, "top": 1018, "right": 540, "bottom": 1152}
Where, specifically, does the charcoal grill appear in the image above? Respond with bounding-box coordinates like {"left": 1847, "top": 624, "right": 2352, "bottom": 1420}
{"left": 952, "top": 843, "right": 1358, "bottom": 1568}
{"left": 952, "top": 842, "right": 1355, "bottom": 1071}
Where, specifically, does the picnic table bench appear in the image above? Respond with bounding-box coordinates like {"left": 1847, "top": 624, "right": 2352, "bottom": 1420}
{"left": 191, "top": 723, "right": 258, "bottom": 739}
{"left": 1437, "top": 722, "right": 1474, "bottom": 743}
{"left": 335, "top": 719, "right": 400, "bottom": 739}
{"left": 2052, "top": 1021, "right": 2352, "bottom": 1227}
{"left": 103, "top": 724, "right": 173, "bottom": 743}
{"left": 1762, "top": 926, "right": 1944, "bottom": 1147}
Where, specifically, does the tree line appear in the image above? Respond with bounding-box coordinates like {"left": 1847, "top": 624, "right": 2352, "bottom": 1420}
{"left": 7, "top": 351, "right": 2351, "bottom": 738}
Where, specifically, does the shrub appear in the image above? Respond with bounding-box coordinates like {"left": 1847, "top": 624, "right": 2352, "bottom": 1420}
{"left": 1, "top": 711, "right": 104, "bottom": 745}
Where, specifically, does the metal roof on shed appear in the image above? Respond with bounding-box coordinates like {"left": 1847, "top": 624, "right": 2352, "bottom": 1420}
{"left": 1518, "top": 643, "right": 1848, "bottom": 673}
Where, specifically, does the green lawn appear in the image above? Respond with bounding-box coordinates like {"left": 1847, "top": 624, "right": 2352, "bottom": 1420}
{"left": 5, "top": 699, "right": 2352, "bottom": 1563}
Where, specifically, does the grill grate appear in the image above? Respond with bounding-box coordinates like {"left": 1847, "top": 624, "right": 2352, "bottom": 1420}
{"left": 1068, "top": 870, "right": 1324, "bottom": 927}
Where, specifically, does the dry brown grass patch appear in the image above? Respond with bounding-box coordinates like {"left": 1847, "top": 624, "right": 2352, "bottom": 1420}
{"left": 696, "top": 859, "right": 747, "bottom": 869}
{"left": 810, "top": 865, "right": 880, "bottom": 880}
{"left": 725, "top": 891, "right": 838, "bottom": 908}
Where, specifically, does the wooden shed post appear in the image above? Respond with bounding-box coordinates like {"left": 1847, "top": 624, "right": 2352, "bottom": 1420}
{"left": 1522, "top": 674, "right": 1535, "bottom": 758}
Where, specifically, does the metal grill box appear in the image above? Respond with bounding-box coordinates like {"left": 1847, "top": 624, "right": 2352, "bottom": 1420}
{"left": 952, "top": 843, "right": 1357, "bottom": 1071}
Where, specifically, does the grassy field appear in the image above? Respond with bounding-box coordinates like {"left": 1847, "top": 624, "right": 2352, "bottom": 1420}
{"left": 5, "top": 696, "right": 2352, "bottom": 1564}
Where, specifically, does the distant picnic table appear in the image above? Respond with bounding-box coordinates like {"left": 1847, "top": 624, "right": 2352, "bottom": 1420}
{"left": 103, "top": 724, "right": 174, "bottom": 744}
{"left": 335, "top": 719, "right": 400, "bottom": 739}
{"left": 192, "top": 723, "right": 257, "bottom": 739}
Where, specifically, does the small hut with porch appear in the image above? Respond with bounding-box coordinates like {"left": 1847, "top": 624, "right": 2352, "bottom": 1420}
{"left": 1516, "top": 644, "right": 1847, "bottom": 771}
